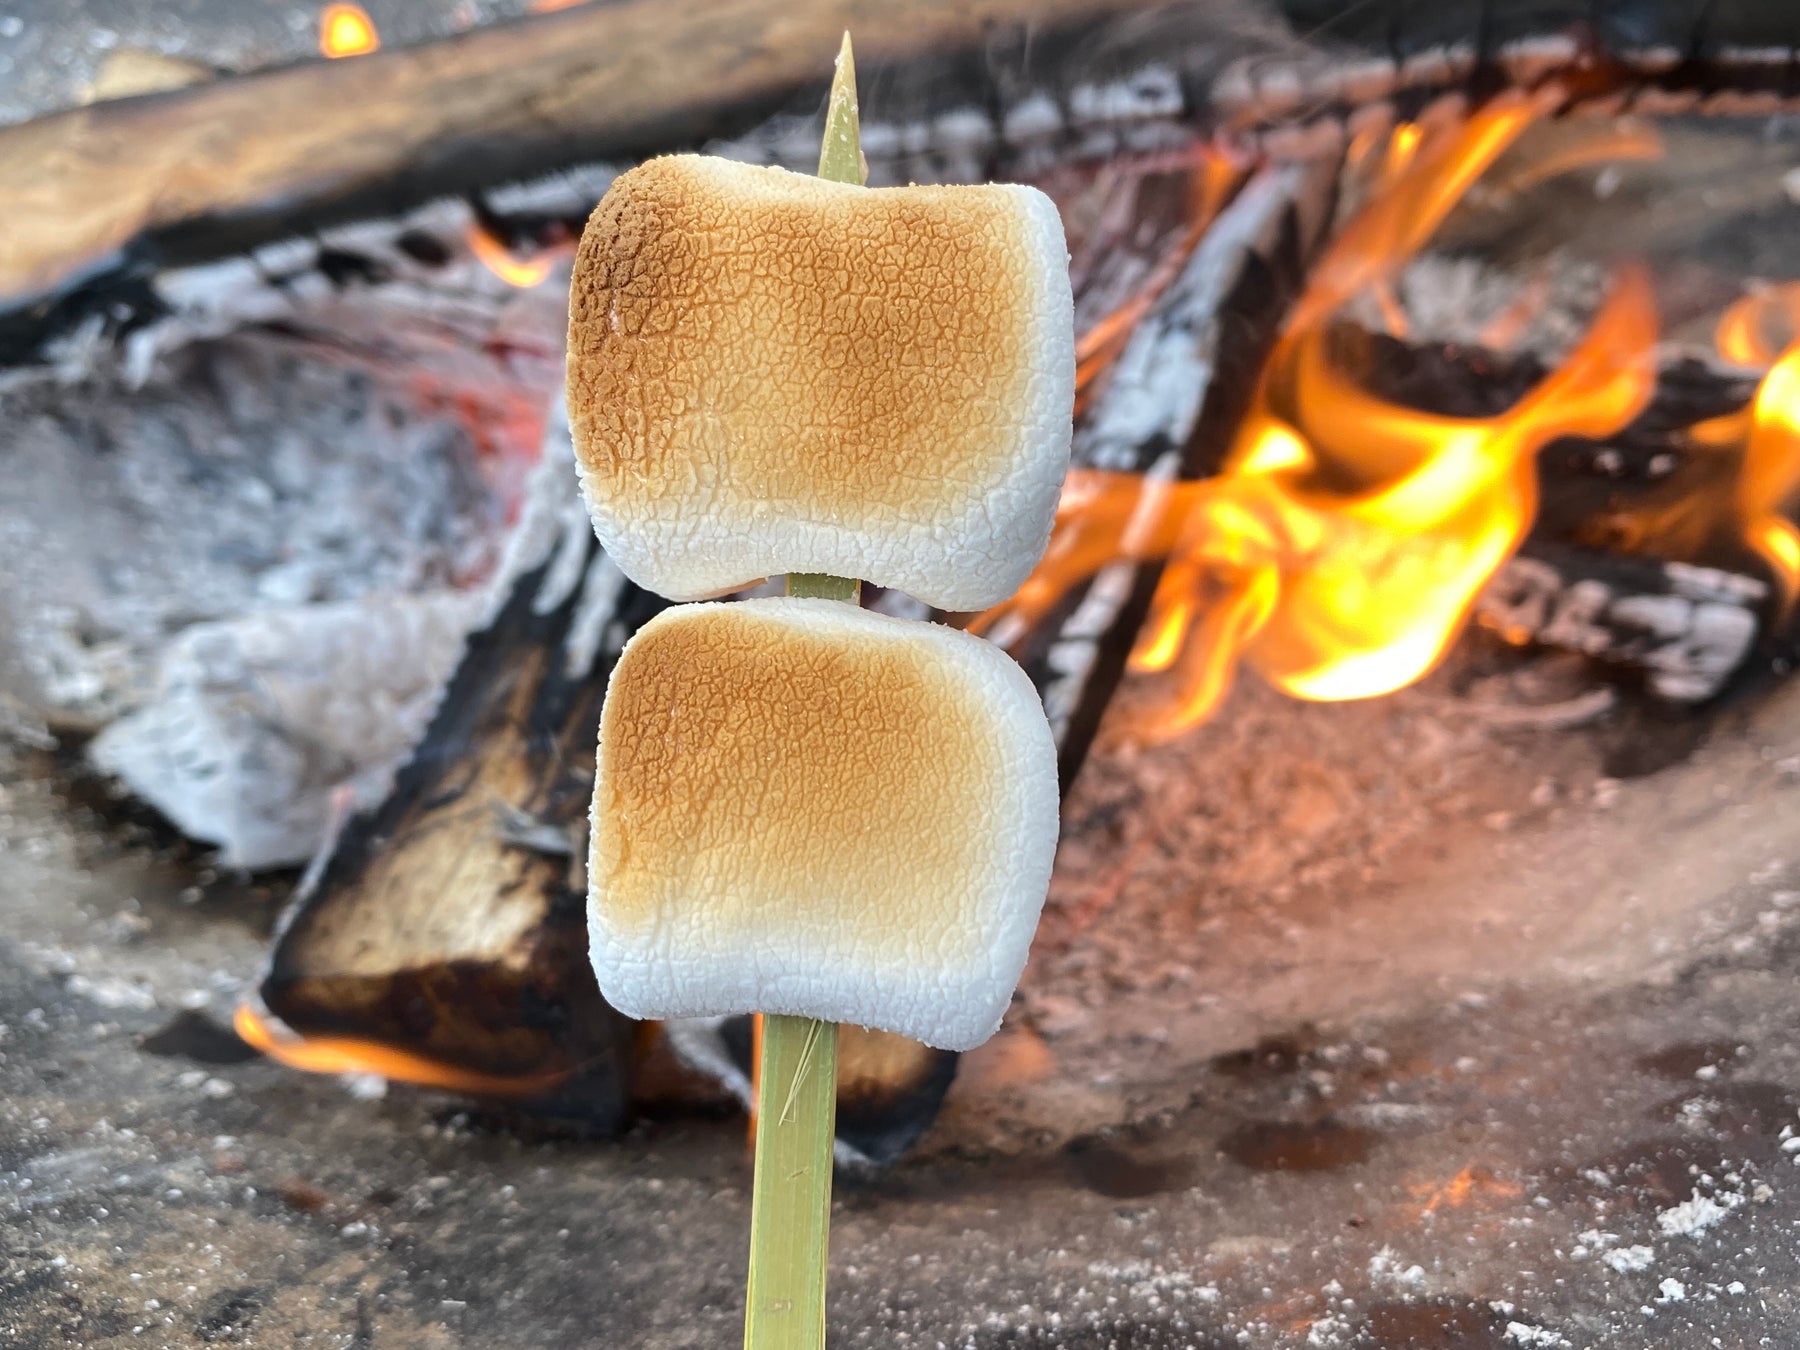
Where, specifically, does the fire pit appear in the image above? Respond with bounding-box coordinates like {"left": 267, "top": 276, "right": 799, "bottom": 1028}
{"left": 4, "top": 3, "right": 1800, "bottom": 1348}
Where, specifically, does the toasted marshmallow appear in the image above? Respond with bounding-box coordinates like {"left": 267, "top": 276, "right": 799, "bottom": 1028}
{"left": 588, "top": 599, "right": 1058, "bottom": 1051}
{"left": 567, "top": 155, "right": 1073, "bottom": 610}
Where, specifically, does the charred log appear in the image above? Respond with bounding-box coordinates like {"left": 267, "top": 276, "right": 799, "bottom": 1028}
{"left": 1005, "top": 158, "right": 1341, "bottom": 790}
{"left": 1480, "top": 542, "right": 1766, "bottom": 703}
{"left": 9, "top": 0, "right": 1800, "bottom": 369}
{"left": 258, "top": 430, "right": 661, "bottom": 1127}
{"left": 667, "top": 1018, "right": 961, "bottom": 1167}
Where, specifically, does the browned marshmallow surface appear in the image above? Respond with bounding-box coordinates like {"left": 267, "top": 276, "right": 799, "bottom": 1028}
{"left": 567, "top": 155, "right": 1072, "bottom": 610}
{"left": 588, "top": 599, "right": 1059, "bottom": 1050}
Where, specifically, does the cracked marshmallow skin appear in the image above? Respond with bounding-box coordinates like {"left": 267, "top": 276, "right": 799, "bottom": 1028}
{"left": 586, "top": 600, "right": 1060, "bottom": 1052}
{"left": 566, "top": 155, "right": 1074, "bottom": 611}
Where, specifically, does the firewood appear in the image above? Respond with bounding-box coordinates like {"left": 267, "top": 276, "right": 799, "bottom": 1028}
{"left": 0, "top": 0, "right": 1199, "bottom": 333}
{"left": 7, "top": 0, "right": 1798, "bottom": 368}
{"left": 258, "top": 433, "right": 660, "bottom": 1123}
{"left": 1480, "top": 542, "right": 1766, "bottom": 703}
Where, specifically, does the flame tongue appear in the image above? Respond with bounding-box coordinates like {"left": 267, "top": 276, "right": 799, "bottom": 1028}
{"left": 1243, "top": 267, "right": 1657, "bottom": 704}
{"left": 234, "top": 1004, "right": 571, "bottom": 1097}
{"left": 1741, "top": 341, "right": 1800, "bottom": 610}
{"left": 1717, "top": 284, "right": 1800, "bottom": 368}
{"left": 1293, "top": 89, "right": 1555, "bottom": 333}
{"left": 1103, "top": 268, "right": 1656, "bottom": 736}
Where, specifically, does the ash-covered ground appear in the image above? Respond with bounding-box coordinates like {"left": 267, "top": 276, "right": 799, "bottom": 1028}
{"left": 3, "top": 637, "right": 1799, "bottom": 1349}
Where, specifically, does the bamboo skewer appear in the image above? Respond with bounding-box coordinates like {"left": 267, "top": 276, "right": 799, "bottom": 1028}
{"left": 745, "top": 1014, "right": 840, "bottom": 1349}
{"left": 742, "top": 33, "right": 865, "bottom": 1350}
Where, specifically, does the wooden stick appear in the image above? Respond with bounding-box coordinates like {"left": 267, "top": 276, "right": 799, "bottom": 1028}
{"left": 744, "top": 32, "right": 867, "bottom": 1350}
{"left": 745, "top": 1014, "right": 840, "bottom": 1350}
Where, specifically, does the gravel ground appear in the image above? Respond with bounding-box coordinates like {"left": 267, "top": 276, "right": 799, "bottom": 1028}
{"left": 3, "top": 646, "right": 1800, "bottom": 1348}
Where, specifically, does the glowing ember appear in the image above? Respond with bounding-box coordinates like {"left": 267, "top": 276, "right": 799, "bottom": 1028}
{"left": 1408, "top": 1164, "right": 1524, "bottom": 1215}
{"left": 234, "top": 1004, "right": 570, "bottom": 1097}
{"left": 982, "top": 93, "right": 1658, "bottom": 740}
{"left": 467, "top": 223, "right": 557, "bottom": 289}
{"left": 319, "top": 3, "right": 379, "bottom": 58}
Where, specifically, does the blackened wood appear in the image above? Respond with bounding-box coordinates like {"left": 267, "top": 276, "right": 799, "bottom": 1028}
{"left": 1346, "top": 330, "right": 1759, "bottom": 440}
{"left": 0, "top": 0, "right": 1206, "bottom": 329}
{"left": 1277, "top": 0, "right": 1800, "bottom": 62}
{"left": 1009, "top": 158, "right": 1342, "bottom": 793}
{"left": 259, "top": 441, "right": 663, "bottom": 1125}
{"left": 1480, "top": 541, "right": 1766, "bottom": 702}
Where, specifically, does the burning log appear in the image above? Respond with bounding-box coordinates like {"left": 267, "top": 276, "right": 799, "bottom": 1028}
{"left": 8, "top": 0, "right": 1800, "bottom": 370}
{"left": 0, "top": 0, "right": 1242, "bottom": 358}
{"left": 984, "top": 92, "right": 1800, "bottom": 751}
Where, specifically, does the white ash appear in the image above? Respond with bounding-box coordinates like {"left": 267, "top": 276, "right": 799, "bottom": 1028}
{"left": 0, "top": 244, "right": 573, "bottom": 867}
{"left": 1306, "top": 1313, "right": 1353, "bottom": 1345}
{"left": 0, "top": 331, "right": 501, "bottom": 730}
{"left": 1343, "top": 252, "right": 1608, "bottom": 360}
{"left": 1366, "top": 1246, "right": 1428, "bottom": 1287}
{"left": 89, "top": 589, "right": 481, "bottom": 871}
{"left": 1657, "top": 1186, "right": 1745, "bottom": 1238}
{"left": 1601, "top": 1244, "right": 1657, "bottom": 1274}
{"left": 77, "top": 393, "right": 611, "bottom": 873}
{"left": 1503, "top": 1322, "right": 1569, "bottom": 1347}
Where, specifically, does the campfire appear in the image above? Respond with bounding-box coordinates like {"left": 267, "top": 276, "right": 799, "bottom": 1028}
{"left": 5, "top": 4, "right": 1800, "bottom": 1348}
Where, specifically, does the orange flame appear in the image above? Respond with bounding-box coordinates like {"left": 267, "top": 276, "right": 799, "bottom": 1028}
{"left": 467, "top": 223, "right": 557, "bottom": 289}
{"left": 234, "top": 1004, "right": 571, "bottom": 1097}
{"left": 1739, "top": 341, "right": 1800, "bottom": 611}
{"left": 1717, "top": 284, "right": 1800, "bottom": 369}
{"left": 319, "top": 3, "right": 379, "bottom": 58}
{"left": 980, "top": 93, "right": 1664, "bottom": 740}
